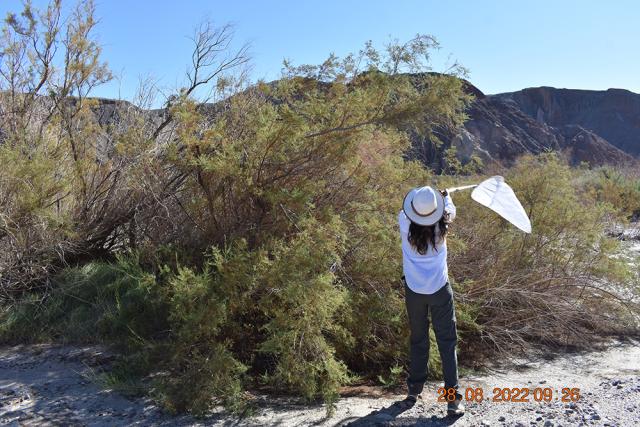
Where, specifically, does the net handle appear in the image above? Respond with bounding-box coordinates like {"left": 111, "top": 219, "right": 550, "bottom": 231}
{"left": 447, "top": 184, "right": 478, "bottom": 193}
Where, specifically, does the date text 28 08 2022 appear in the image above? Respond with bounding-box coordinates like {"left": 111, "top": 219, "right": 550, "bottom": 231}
{"left": 436, "top": 387, "right": 581, "bottom": 403}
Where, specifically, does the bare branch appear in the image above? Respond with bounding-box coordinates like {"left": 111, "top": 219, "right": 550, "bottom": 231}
{"left": 152, "top": 22, "right": 250, "bottom": 141}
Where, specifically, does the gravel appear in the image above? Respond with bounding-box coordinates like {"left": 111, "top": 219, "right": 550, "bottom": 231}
{"left": 1, "top": 341, "right": 639, "bottom": 426}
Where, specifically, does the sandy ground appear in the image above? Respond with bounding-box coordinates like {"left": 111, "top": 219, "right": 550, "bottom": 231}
{"left": 1, "top": 340, "right": 639, "bottom": 426}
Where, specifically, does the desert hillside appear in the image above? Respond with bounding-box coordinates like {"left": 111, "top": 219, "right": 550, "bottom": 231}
{"left": 69, "top": 78, "right": 640, "bottom": 174}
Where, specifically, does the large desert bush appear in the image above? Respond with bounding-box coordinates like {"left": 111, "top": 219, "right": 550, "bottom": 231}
{"left": 0, "top": 0, "right": 158, "bottom": 299}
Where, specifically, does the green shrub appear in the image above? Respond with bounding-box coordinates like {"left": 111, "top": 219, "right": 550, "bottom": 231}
{"left": 257, "top": 216, "right": 350, "bottom": 408}
{"left": 157, "top": 247, "right": 253, "bottom": 415}
{"left": 579, "top": 165, "right": 640, "bottom": 221}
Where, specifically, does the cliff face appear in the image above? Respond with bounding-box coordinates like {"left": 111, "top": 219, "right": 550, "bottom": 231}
{"left": 463, "top": 92, "right": 563, "bottom": 162}
{"left": 437, "top": 84, "right": 638, "bottom": 169}
{"left": 494, "top": 87, "right": 640, "bottom": 157}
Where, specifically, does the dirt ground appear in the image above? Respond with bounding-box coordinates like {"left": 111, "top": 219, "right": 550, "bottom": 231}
{"left": 1, "top": 340, "right": 639, "bottom": 426}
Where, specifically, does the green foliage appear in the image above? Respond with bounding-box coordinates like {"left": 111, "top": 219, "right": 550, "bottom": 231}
{"left": 377, "top": 364, "right": 405, "bottom": 390}
{"left": 0, "top": 0, "right": 147, "bottom": 296}
{"left": 0, "top": 255, "right": 167, "bottom": 345}
{"left": 578, "top": 165, "right": 640, "bottom": 221}
{"left": 158, "top": 247, "right": 253, "bottom": 415}
{"left": 258, "top": 216, "right": 350, "bottom": 408}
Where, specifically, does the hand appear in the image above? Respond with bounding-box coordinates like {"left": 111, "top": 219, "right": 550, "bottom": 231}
{"left": 440, "top": 189, "right": 448, "bottom": 197}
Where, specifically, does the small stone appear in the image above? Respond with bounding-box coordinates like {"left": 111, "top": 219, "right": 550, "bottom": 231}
{"left": 543, "top": 421, "right": 554, "bottom": 427}
{"left": 498, "top": 415, "right": 506, "bottom": 421}
{"left": 480, "top": 420, "right": 491, "bottom": 426}
{"left": 539, "top": 380, "right": 547, "bottom": 384}
{"left": 591, "top": 414, "right": 601, "bottom": 420}
{"left": 565, "top": 409, "right": 574, "bottom": 415}
{"left": 536, "top": 416, "right": 543, "bottom": 421}
{"left": 616, "top": 384, "right": 623, "bottom": 389}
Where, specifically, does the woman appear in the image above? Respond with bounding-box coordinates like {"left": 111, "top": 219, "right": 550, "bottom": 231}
{"left": 398, "top": 185, "right": 464, "bottom": 416}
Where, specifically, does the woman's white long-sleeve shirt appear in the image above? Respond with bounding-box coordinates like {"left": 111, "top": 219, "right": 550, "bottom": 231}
{"left": 398, "top": 194, "right": 456, "bottom": 295}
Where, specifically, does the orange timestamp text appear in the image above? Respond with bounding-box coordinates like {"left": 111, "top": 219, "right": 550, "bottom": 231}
{"left": 437, "top": 387, "right": 580, "bottom": 403}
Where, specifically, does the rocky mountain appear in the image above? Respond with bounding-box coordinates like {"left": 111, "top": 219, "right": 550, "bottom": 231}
{"left": 496, "top": 87, "right": 640, "bottom": 156}
{"left": 39, "top": 77, "right": 640, "bottom": 172}
{"left": 436, "top": 83, "right": 638, "bottom": 170}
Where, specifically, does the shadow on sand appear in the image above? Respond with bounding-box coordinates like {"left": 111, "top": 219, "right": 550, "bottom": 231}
{"left": 334, "top": 398, "right": 464, "bottom": 426}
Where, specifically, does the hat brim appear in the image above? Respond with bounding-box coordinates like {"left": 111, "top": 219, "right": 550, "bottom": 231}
{"left": 402, "top": 187, "right": 445, "bottom": 226}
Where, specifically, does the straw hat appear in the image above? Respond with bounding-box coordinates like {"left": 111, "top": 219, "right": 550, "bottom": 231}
{"left": 402, "top": 186, "right": 445, "bottom": 226}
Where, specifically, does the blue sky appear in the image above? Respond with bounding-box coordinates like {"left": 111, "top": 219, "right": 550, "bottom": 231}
{"left": 2, "top": 0, "right": 639, "bottom": 102}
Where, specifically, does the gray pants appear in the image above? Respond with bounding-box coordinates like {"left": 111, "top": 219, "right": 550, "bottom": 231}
{"left": 404, "top": 278, "right": 459, "bottom": 396}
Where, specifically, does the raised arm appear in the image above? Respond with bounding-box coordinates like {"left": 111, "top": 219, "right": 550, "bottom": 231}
{"left": 398, "top": 209, "right": 410, "bottom": 234}
{"left": 443, "top": 191, "right": 456, "bottom": 222}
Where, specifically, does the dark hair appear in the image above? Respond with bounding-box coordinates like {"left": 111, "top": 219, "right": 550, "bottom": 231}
{"left": 408, "top": 215, "right": 450, "bottom": 255}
